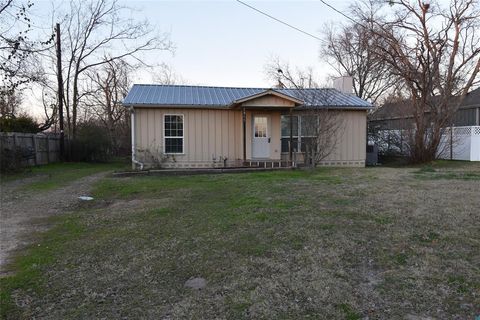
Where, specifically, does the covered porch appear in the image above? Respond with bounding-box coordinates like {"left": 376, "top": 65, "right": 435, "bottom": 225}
{"left": 229, "top": 89, "right": 303, "bottom": 166}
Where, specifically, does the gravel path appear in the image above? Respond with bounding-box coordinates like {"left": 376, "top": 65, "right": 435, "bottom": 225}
{"left": 0, "top": 173, "right": 106, "bottom": 275}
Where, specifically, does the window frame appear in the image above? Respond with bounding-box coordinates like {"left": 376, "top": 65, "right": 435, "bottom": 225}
{"left": 281, "top": 114, "right": 300, "bottom": 153}
{"left": 280, "top": 114, "right": 317, "bottom": 153}
{"left": 163, "top": 113, "right": 185, "bottom": 155}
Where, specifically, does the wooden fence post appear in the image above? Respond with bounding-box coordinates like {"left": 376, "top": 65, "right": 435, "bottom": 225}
{"left": 32, "top": 134, "right": 38, "bottom": 165}
{"left": 46, "top": 135, "right": 50, "bottom": 163}
{"left": 12, "top": 132, "right": 18, "bottom": 148}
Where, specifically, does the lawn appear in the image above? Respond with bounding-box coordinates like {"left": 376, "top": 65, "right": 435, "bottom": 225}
{"left": 0, "top": 161, "right": 129, "bottom": 191}
{"left": 1, "top": 162, "right": 479, "bottom": 319}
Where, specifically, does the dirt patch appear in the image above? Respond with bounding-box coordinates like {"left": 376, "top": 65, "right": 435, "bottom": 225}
{"left": 0, "top": 173, "right": 107, "bottom": 275}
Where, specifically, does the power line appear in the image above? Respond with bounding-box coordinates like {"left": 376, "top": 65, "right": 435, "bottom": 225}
{"left": 235, "top": 0, "right": 325, "bottom": 42}
{"left": 318, "top": 0, "right": 358, "bottom": 25}
{"left": 317, "top": 0, "right": 411, "bottom": 53}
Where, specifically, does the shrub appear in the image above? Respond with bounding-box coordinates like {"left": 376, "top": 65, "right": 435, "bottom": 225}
{"left": 0, "top": 115, "right": 42, "bottom": 133}
{"left": 69, "top": 122, "right": 113, "bottom": 162}
{"left": 0, "top": 146, "right": 23, "bottom": 173}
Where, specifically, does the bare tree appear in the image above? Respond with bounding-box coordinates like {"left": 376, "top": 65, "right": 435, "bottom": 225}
{"left": 1, "top": 0, "right": 34, "bottom": 93}
{"left": 265, "top": 58, "right": 321, "bottom": 89}
{"left": 1, "top": 1, "right": 54, "bottom": 93}
{"left": 153, "top": 63, "right": 187, "bottom": 85}
{"left": 321, "top": 3, "right": 398, "bottom": 105}
{"left": 84, "top": 57, "right": 131, "bottom": 153}
{"left": 0, "top": 89, "right": 21, "bottom": 117}
{"left": 47, "top": 0, "right": 172, "bottom": 138}
{"left": 269, "top": 61, "right": 345, "bottom": 167}
{"left": 362, "top": 0, "right": 480, "bottom": 163}
{"left": 300, "top": 107, "right": 344, "bottom": 167}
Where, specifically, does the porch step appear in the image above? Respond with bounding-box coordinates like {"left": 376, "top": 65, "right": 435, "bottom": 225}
{"left": 244, "top": 160, "right": 294, "bottom": 168}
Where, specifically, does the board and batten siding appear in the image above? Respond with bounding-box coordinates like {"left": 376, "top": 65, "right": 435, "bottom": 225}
{"left": 134, "top": 107, "right": 244, "bottom": 168}
{"left": 329, "top": 110, "right": 367, "bottom": 166}
{"left": 133, "top": 107, "right": 367, "bottom": 168}
{"left": 281, "top": 110, "right": 367, "bottom": 167}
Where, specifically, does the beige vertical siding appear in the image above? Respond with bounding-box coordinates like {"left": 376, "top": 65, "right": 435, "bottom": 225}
{"left": 134, "top": 107, "right": 367, "bottom": 168}
{"left": 134, "top": 107, "right": 244, "bottom": 168}
{"left": 281, "top": 110, "right": 368, "bottom": 166}
{"left": 242, "top": 95, "right": 296, "bottom": 107}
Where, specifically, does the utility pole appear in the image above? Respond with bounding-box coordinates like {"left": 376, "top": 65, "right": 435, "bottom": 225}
{"left": 55, "top": 23, "right": 65, "bottom": 160}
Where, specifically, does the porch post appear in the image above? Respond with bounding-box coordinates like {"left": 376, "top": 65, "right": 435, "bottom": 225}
{"left": 242, "top": 107, "right": 246, "bottom": 162}
{"left": 289, "top": 108, "right": 293, "bottom": 162}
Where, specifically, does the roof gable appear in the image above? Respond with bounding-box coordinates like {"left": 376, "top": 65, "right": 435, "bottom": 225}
{"left": 231, "top": 89, "right": 303, "bottom": 107}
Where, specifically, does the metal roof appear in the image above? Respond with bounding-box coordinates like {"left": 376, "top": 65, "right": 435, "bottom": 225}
{"left": 123, "top": 84, "right": 372, "bottom": 109}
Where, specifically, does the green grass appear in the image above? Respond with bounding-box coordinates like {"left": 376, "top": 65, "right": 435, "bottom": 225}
{"left": 0, "top": 216, "right": 84, "bottom": 318}
{"left": 412, "top": 160, "right": 480, "bottom": 181}
{"left": 414, "top": 166, "right": 480, "bottom": 181}
{"left": 1, "top": 163, "right": 479, "bottom": 319}
{"left": 337, "top": 303, "right": 361, "bottom": 320}
{"left": 1, "top": 161, "right": 128, "bottom": 191}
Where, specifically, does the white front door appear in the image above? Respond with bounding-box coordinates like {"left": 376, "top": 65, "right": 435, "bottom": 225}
{"left": 252, "top": 115, "right": 270, "bottom": 158}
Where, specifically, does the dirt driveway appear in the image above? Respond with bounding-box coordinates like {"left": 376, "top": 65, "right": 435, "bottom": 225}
{"left": 0, "top": 173, "right": 106, "bottom": 274}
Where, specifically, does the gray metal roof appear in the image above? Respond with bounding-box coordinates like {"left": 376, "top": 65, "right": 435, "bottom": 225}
{"left": 123, "top": 84, "right": 372, "bottom": 109}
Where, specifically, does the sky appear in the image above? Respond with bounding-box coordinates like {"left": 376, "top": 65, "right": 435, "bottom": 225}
{"left": 124, "top": 0, "right": 352, "bottom": 87}
{"left": 41, "top": 0, "right": 353, "bottom": 87}
{"left": 25, "top": 0, "right": 352, "bottom": 116}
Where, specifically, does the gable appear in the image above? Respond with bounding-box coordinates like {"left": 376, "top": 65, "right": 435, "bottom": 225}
{"left": 240, "top": 94, "right": 297, "bottom": 107}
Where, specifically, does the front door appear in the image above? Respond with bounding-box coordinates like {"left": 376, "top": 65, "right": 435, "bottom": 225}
{"left": 252, "top": 115, "right": 270, "bottom": 158}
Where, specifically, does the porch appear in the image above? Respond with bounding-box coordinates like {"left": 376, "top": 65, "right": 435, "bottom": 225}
{"left": 235, "top": 89, "right": 302, "bottom": 164}
{"left": 243, "top": 160, "right": 295, "bottom": 168}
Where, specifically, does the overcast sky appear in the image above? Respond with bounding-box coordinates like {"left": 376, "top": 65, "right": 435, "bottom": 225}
{"left": 24, "top": 0, "right": 356, "bottom": 116}
{"left": 24, "top": 0, "right": 457, "bottom": 116}
{"left": 124, "top": 0, "right": 353, "bottom": 87}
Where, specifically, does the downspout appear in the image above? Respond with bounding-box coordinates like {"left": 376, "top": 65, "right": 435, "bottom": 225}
{"left": 242, "top": 107, "right": 246, "bottom": 164}
{"left": 130, "top": 106, "right": 144, "bottom": 170}
{"left": 289, "top": 108, "right": 293, "bottom": 164}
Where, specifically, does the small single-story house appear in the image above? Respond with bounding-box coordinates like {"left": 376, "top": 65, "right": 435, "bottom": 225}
{"left": 123, "top": 82, "right": 372, "bottom": 169}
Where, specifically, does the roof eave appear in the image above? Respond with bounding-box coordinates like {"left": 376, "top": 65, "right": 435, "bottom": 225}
{"left": 122, "top": 103, "right": 231, "bottom": 109}
{"left": 295, "top": 105, "right": 373, "bottom": 111}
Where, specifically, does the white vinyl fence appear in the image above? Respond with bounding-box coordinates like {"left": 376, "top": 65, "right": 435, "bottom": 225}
{"left": 438, "top": 126, "right": 480, "bottom": 161}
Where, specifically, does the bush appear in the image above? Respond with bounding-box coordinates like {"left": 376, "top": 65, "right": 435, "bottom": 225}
{"left": 0, "top": 115, "right": 42, "bottom": 133}
{"left": 0, "top": 146, "right": 23, "bottom": 173}
{"left": 69, "top": 122, "right": 113, "bottom": 162}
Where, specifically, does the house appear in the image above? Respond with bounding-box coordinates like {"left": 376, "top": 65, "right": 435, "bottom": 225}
{"left": 369, "top": 87, "right": 480, "bottom": 130}
{"left": 368, "top": 88, "right": 480, "bottom": 161}
{"left": 123, "top": 82, "right": 372, "bottom": 169}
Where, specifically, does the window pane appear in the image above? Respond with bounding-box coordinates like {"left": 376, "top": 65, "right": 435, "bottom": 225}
{"left": 254, "top": 117, "right": 267, "bottom": 138}
{"left": 300, "top": 115, "right": 317, "bottom": 136}
{"left": 281, "top": 115, "right": 298, "bottom": 137}
{"left": 165, "top": 137, "right": 183, "bottom": 153}
{"left": 165, "top": 115, "right": 184, "bottom": 137}
{"left": 300, "top": 137, "right": 313, "bottom": 152}
{"left": 281, "top": 138, "right": 298, "bottom": 153}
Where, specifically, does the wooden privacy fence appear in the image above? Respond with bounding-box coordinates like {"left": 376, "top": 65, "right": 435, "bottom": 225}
{"left": 0, "top": 132, "right": 62, "bottom": 166}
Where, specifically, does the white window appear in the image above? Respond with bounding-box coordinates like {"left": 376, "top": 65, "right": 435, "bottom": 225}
{"left": 164, "top": 114, "right": 184, "bottom": 154}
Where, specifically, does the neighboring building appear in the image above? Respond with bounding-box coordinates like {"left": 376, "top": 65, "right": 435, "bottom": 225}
{"left": 369, "top": 87, "right": 480, "bottom": 130}
{"left": 368, "top": 88, "right": 480, "bottom": 161}
{"left": 123, "top": 83, "right": 372, "bottom": 169}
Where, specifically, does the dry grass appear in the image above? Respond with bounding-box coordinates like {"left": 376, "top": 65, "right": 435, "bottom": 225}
{"left": 2, "top": 162, "right": 480, "bottom": 319}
